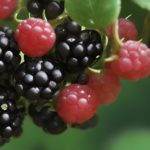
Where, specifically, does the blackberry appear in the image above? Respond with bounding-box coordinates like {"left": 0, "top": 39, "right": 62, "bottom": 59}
{"left": 29, "top": 104, "right": 67, "bottom": 134}
{"left": 0, "top": 86, "right": 25, "bottom": 146}
{"left": 27, "top": 0, "right": 64, "bottom": 20}
{"left": 15, "top": 58, "right": 64, "bottom": 101}
{"left": 55, "top": 21, "right": 103, "bottom": 73}
{"left": 27, "top": 0, "right": 43, "bottom": 17}
{"left": 45, "top": 1, "right": 64, "bottom": 20}
{"left": 72, "top": 115, "right": 99, "bottom": 130}
{"left": 0, "top": 26, "right": 21, "bottom": 80}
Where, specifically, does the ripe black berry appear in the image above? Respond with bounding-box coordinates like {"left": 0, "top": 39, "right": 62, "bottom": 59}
{"left": 55, "top": 21, "right": 103, "bottom": 73}
{"left": 27, "top": 0, "right": 64, "bottom": 20}
{"left": 45, "top": 1, "right": 64, "bottom": 20}
{"left": 15, "top": 58, "right": 64, "bottom": 101}
{"left": 0, "top": 86, "right": 25, "bottom": 146}
{"left": 29, "top": 104, "right": 67, "bottom": 134}
{"left": 27, "top": 0, "right": 43, "bottom": 16}
{"left": 0, "top": 26, "right": 20, "bottom": 80}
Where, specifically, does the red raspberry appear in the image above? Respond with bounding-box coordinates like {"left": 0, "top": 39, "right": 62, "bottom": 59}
{"left": 106, "top": 18, "right": 137, "bottom": 41}
{"left": 0, "top": 0, "right": 17, "bottom": 20}
{"left": 109, "top": 40, "right": 150, "bottom": 80}
{"left": 15, "top": 18, "right": 56, "bottom": 57}
{"left": 88, "top": 68, "right": 121, "bottom": 105}
{"left": 56, "top": 84, "right": 99, "bottom": 124}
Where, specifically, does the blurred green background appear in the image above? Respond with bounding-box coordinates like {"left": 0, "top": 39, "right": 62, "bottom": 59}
{"left": 1, "top": 0, "right": 150, "bottom": 150}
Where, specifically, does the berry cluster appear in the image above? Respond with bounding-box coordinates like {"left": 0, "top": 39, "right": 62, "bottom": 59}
{"left": 55, "top": 21, "right": 103, "bottom": 73}
{"left": 27, "top": 0, "right": 64, "bottom": 20}
{"left": 29, "top": 104, "right": 67, "bottom": 134}
{"left": 1, "top": 0, "right": 150, "bottom": 147}
{"left": 15, "top": 58, "right": 64, "bottom": 101}
{"left": 0, "top": 86, "right": 25, "bottom": 146}
{"left": 0, "top": 26, "right": 20, "bottom": 80}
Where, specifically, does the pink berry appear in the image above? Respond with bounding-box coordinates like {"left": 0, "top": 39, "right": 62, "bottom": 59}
{"left": 0, "top": 0, "right": 17, "bottom": 20}
{"left": 109, "top": 40, "right": 150, "bottom": 80}
{"left": 15, "top": 18, "right": 56, "bottom": 57}
{"left": 88, "top": 68, "right": 121, "bottom": 105}
{"left": 56, "top": 84, "right": 99, "bottom": 124}
{"left": 106, "top": 18, "right": 137, "bottom": 41}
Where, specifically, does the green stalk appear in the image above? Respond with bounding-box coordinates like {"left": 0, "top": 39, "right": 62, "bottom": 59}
{"left": 112, "top": 20, "right": 122, "bottom": 50}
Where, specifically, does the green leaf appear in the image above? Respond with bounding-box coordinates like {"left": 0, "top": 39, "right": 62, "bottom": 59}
{"left": 132, "top": 0, "right": 150, "bottom": 11}
{"left": 65, "top": 0, "right": 121, "bottom": 29}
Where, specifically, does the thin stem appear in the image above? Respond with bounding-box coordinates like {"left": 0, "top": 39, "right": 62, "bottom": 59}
{"left": 125, "top": 14, "right": 132, "bottom": 20}
{"left": 104, "top": 55, "right": 119, "bottom": 62}
{"left": 87, "top": 67, "right": 101, "bottom": 74}
{"left": 112, "top": 20, "right": 122, "bottom": 50}
{"left": 50, "top": 12, "right": 68, "bottom": 26}
{"left": 42, "top": 10, "right": 48, "bottom": 22}
{"left": 14, "top": 7, "right": 27, "bottom": 23}
{"left": 17, "top": 0, "right": 23, "bottom": 9}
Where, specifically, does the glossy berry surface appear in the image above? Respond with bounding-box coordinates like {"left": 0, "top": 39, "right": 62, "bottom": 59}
{"left": 15, "top": 58, "right": 64, "bottom": 101}
{"left": 29, "top": 104, "right": 67, "bottom": 134}
{"left": 0, "top": 26, "right": 21, "bottom": 79}
{"left": 0, "top": 86, "right": 25, "bottom": 146}
{"left": 15, "top": 18, "right": 56, "bottom": 57}
{"left": 107, "top": 18, "right": 137, "bottom": 41}
{"left": 27, "top": 0, "right": 43, "bottom": 17}
{"left": 55, "top": 21, "right": 103, "bottom": 73}
{"left": 56, "top": 84, "right": 99, "bottom": 124}
{"left": 45, "top": 1, "right": 64, "bottom": 20}
{"left": 109, "top": 40, "right": 150, "bottom": 80}
{"left": 88, "top": 68, "right": 121, "bottom": 105}
{"left": 27, "top": 0, "right": 64, "bottom": 20}
{"left": 0, "top": 0, "right": 17, "bottom": 20}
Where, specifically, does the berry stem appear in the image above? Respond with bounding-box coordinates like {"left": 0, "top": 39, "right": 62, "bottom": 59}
{"left": 13, "top": 0, "right": 24, "bottom": 23}
{"left": 87, "top": 67, "right": 101, "bottom": 74}
{"left": 14, "top": 7, "right": 27, "bottom": 23}
{"left": 17, "top": 0, "right": 23, "bottom": 9}
{"left": 104, "top": 55, "right": 119, "bottom": 62}
{"left": 142, "top": 13, "right": 150, "bottom": 44}
{"left": 42, "top": 10, "right": 48, "bottom": 22}
{"left": 112, "top": 20, "right": 123, "bottom": 50}
{"left": 50, "top": 12, "right": 68, "bottom": 26}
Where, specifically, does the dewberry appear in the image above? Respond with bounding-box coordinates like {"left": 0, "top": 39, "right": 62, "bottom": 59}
{"left": 55, "top": 21, "right": 103, "bottom": 73}
{"left": 56, "top": 84, "right": 99, "bottom": 124}
{"left": 15, "top": 58, "right": 64, "bottom": 101}
{"left": 27, "top": 0, "right": 64, "bottom": 20}
{"left": 0, "top": 0, "right": 17, "bottom": 20}
{"left": 15, "top": 18, "right": 56, "bottom": 57}
{"left": 45, "top": 1, "right": 64, "bottom": 20}
{"left": 0, "top": 26, "right": 20, "bottom": 80}
{"left": 0, "top": 85, "right": 25, "bottom": 146}
{"left": 88, "top": 67, "right": 121, "bottom": 105}
{"left": 27, "top": 0, "right": 43, "bottom": 17}
{"left": 109, "top": 40, "right": 150, "bottom": 80}
{"left": 29, "top": 104, "right": 67, "bottom": 134}
{"left": 106, "top": 18, "right": 138, "bottom": 41}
